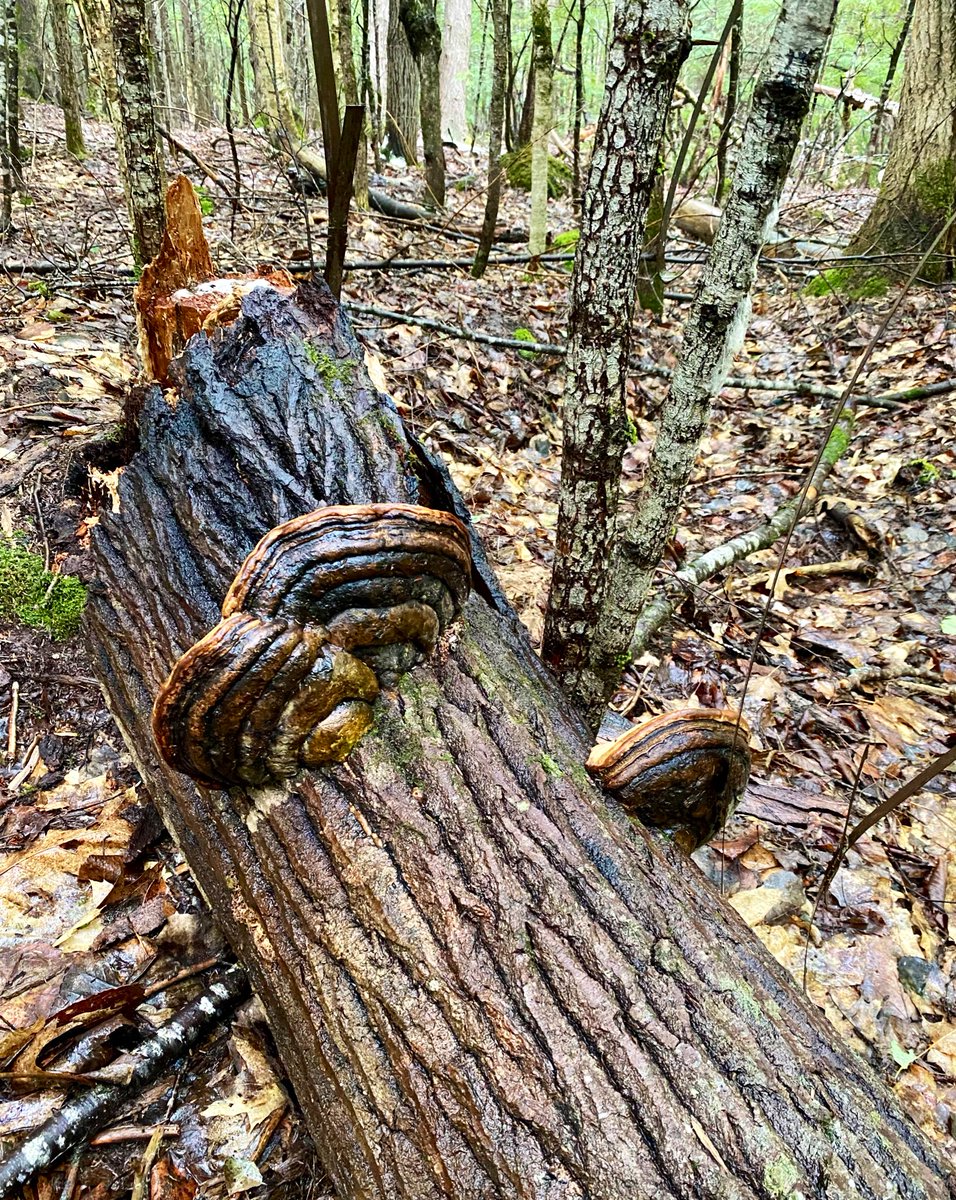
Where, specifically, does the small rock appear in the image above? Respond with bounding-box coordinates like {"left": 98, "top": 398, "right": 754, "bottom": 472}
{"left": 898, "top": 955, "right": 946, "bottom": 1002}
{"left": 729, "top": 871, "right": 806, "bottom": 928}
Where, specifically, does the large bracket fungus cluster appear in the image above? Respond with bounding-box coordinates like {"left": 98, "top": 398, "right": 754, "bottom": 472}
{"left": 152, "top": 503, "right": 472, "bottom": 788}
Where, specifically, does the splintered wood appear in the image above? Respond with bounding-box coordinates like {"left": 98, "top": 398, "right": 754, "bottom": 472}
{"left": 135, "top": 175, "right": 293, "bottom": 384}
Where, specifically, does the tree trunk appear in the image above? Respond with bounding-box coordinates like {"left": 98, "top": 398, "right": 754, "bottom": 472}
{"left": 571, "top": 0, "right": 584, "bottom": 205}
{"left": 247, "top": 0, "right": 304, "bottom": 142}
{"left": 470, "top": 0, "right": 507, "bottom": 278}
{"left": 336, "top": 0, "right": 370, "bottom": 208}
{"left": 4, "top": 0, "right": 19, "bottom": 186}
{"left": 15, "top": 0, "right": 40, "bottom": 100}
{"left": 541, "top": 0, "right": 690, "bottom": 706}
{"left": 109, "top": 0, "right": 167, "bottom": 266}
{"left": 0, "top": 0, "right": 12, "bottom": 233}
{"left": 438, "top": 0, "right": 468, "bottom": 144}
{"left": 86, "top": 273, "right": 955, "bottom": 1200}
{"left": 528, "top": 0, "right": 553, "bottom": 256}
{"left": 51, "top": 0, "right": 86, "bottom": 157}
{"left": 847, "top": 0, "right": 955, "bottom": 281}
{"left": 399, "top": 0, "right": 445, "bottom": 206}
{"left": 77, "top": 0, "right": 128, "bottom": 181}
{"left": 573, "top": 0, "right": 839, "bottom": 727}
{"left": 385, "top": 0, "right": 418, "bottom": 160}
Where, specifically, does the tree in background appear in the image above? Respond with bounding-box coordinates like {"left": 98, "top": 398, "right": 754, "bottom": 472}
{"left": 471, "top": 0, "right": 507, "bottom": 277}
{"left": 51, "top": 0, "right": 87, "bottom": 158}
{"left": 385, "top": 0, "right": 418, "bottom": 161}
{"left": 247, "top": 0, "right": 304, "bottom": 143}
{"left": 528, "top": 0, "right": 553, "bottom": 256}
{"left": 439, "top": 0, "right": 469, "bottom": 144}
{"left": 336, "top": 0, "right": 369, "bottom": 207}
{"left": 399, "top": 0, "right": 445, "bottom": 206}
{"left": 0, "top": 0, "right": 13, "bottom": 233}
{"left": 845, "top": 0, "right": 955, "bottom": 284}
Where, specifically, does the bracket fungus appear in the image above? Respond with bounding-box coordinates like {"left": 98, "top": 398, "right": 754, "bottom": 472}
{"left": 153, "top": 504, "right": 472, "bottom": 788}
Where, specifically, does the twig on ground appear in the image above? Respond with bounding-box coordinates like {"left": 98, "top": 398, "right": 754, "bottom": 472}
{"left": 0, "top": 965, "right": 249, "bottom": 1199}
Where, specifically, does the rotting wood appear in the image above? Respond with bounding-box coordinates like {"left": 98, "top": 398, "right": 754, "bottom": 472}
{"left": 85, "top": 270, "right": 956, "bottom": 1198}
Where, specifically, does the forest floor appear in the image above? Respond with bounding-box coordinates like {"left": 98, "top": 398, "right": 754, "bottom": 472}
{"left": 0, "top": 103, "right": 954, "bottom": 1197}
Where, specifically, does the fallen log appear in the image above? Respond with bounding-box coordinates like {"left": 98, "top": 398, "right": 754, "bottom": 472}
{"left": 87, "top": 279, "right": 954, "bottom": 1198}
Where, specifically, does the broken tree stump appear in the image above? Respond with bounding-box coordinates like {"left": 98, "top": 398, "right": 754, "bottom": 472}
{"left": 87, "top": 280, "right": 954, "bottom": 1199}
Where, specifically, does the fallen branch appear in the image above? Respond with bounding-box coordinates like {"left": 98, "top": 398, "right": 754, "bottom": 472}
{"left": 629, "top": 398, "right": 857, "bottom": 657}
{"left": 156, "top": 123, "right": 240, "bottom": 205}
{"left": 0, "top": 965, "right": 249, "bottom": 1199}
{"left": 346, "top": 302, "right": 953, "bottom": 409}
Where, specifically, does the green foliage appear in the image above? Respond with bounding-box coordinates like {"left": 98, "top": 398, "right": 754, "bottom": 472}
{"left": 513, "top": 327, "right": 537, "bottom": 359}
{"left": 552, "top": 229, "right": 580, "bottom": 251}
{"left": 27, "top": 280, "right": 52, "bottom": 299}
{"left": 0, "top": 540, "right": 87, "bottom": 640}
{"left": 501, "top": 144, "right": 572, "bottom": 199}
{"left": 195, "top": 185, "right": 216, "bottom": 216}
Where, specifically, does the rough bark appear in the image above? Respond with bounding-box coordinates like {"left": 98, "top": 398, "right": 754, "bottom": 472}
{"left": 571, "top": 0, "right": 584, "bottom": 205}
{"left": 86, "top": 278, "right": 956, "bottom": 1200}
{"left": 50, "top": 0, "right": 86, "bottom": 157}
{"left": 573, "top": 0, "right": 840, "bottom": 729}
{"left": 3, "top": 0, "right": 18, "bottom": 186}
{"left": 385, "top": 0, "right": 419, "bottom": 160}
{"left": 399, "top": 0, "right": 445, "bottom": 206}
{"left": 847, "top": 0, "right": 955, "bottom": 281}
{"left": 438, "top": 0, "right": 469, "bottom": 144}
{"left": 528, "top": 0, "right": 553, "bottom": 257}
{"left": 470, "top": 0, "right": 507, "bottom": 278}
{"left": 541, "top": 0, "right": 690, "bottom": 709}
{"left": 109, "top": 0, "right": 167, "bottom": 267}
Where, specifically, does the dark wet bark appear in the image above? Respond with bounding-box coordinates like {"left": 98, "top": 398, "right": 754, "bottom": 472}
{"left": 88, "top": 282, "right": 955, "bottom": 1200}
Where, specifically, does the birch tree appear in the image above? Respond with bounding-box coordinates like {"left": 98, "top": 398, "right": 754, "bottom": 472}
{"left": 541, "top": 1, "right": 691, "bottom": 693}
{"left": 528, "top": 0, "right": 553, "bottom": 256}
{"left": 549, "top": 0, "right": 841, "bottom": 727}
{"left": 439, "top": 0, "right": 469, "bottom": 143}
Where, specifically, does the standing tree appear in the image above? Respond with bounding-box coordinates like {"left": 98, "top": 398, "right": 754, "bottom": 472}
{"left": 399, "top": 0, "right": 445, "bottom": 206}
{"left": 527, "top": 0, "right": 553, "bottom": 256}
{"left": 545, "top": 0, "right": 840, "bottom": 726}
{"left": 247, "top": 0, "right": 304, "bottom": 143}
{"left": 110, "top": 0, "right": 167, "bottom": 265}
{"left": 471, "top": 0, "right": 508, "bottom": 277}
{"left": 0, "top": 0, "right": 12, "bottom": 233}
{"left": 439, "top": 0, "right": 469, "bottom": 144}
{"left": 51, "top": 0, "right": 86, "bottom": 158}
{"left": 541, "top": 0, "right": 691, "bottom": 698}
{"left": 845, "top": 0, "right": 955, "bottom": 283}
{"left": 336, "top": 0, "right": 370, "bottom": 207}
{"left": 386, "top": 0, "right": 419, "bottom": 160}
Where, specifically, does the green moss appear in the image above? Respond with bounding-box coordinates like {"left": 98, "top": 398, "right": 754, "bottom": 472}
{"left": 914, "top": 157, "right": 956, "bottom": 219}
{"left": 805, "top": 265, "right": 889, "bottom": 299}
{"left": 763, "top": 1155, "right": 800, "bottom": 1199}
{"left": 534, "top": 753, "right": 563, "bottom": 780}
{"left": 501, "top": 145, "right": 572, "bottom": 199}
{"left": 304, "top": 343, "right": 355, "bottom": 388}
{"left": 513, "top": 327, "right": 538, "bottom": 360}
{"left": 195, "top": 185, "right": 216, "bottom": 216}
{"left": 0, "top": 540, "right": 87, "bottom": 639}
{"left": 551, "top": 229, "right": 579, "bottom": 251}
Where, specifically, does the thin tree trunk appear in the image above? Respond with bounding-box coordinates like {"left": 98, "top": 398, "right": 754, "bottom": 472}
{"left": 109, "top": 0, "right": 167, "bottom": 266}
{"left": 571, "top": 0, "right": 584, "bottom": 205}
{"left": 86, "top": 275, "right": 956, "bottom": 1200}
{"left": 399, "top": 0, "right": 445, "bottom": 206}
{"left": 4, "top": 0, "right": 19, "bottom": 187}
{"left": 385, "top": 0, "right": 418, "bottom": 160}
{"left": 336, "top": 0, "right": 369, "bottom": 207}
{"left": 0, "top": 0, "right": 12, "bottom": 233}
{"left": 528, "top": 0, "right": 553, "bottom": 256}
{"left": 471, "top": 0, "right": 507, "bottom": 278}
{"left": 540, "top": 1, "right": 691, "bottom": 703}
{"left": 51, "top": 0, "right": 86, "bottom": 156}
{"left": 77, "top": 0, "right": 127, "bottom": 177}
{"left": 866, "top": 0, "right": 913, "bottom": 165}
{"left": 715, "top": 8, "right": 741, "bottom": 204}
{"left": 575, "top": 0, "right": 839, "bottom": 729}
{"left": 438, "top": 0, "right": 468, "bottom": 143}
{"left": 247, "top": 0, "right": 304, "bottom": 142}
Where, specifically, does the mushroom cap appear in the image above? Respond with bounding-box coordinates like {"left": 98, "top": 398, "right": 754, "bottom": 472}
{"left": 588, "top": 708, "right": 751, "bottom": 850}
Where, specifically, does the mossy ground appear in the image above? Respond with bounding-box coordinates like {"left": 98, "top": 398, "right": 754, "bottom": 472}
{"left": 0, "top": 540, "right": 87, "bottom": 639}
{"left": 501, "top": 144, "right": 572, "bottom": 199}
